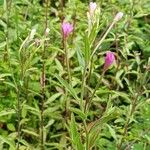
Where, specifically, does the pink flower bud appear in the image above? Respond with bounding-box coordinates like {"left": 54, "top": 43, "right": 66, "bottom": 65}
{"left": 89, "top": 2, "right": 97, "bottom": 16}
{"left": 103, "top": 51, "right": 115, "bottom": 71}
{"left": 114, "top": 12, "right": 123, "bottom": 22}
{"left": 61, "top": 21, "right": 73, "bottom": 39}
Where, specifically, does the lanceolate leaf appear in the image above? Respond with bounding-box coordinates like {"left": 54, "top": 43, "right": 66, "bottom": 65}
{"left": 56, "top": 75, "right": 80, "bottom": 102}
{"left": 0, "top": 135, "right": 15, "bottom": 150}
{"left": 69, "top": 113, "right": 84, "bottom": 150}
{"left": 69, "top": 107, "right": 86, "bottom": 120}
{"left": 0, "top": 109, "right": 16, "bottom": 117}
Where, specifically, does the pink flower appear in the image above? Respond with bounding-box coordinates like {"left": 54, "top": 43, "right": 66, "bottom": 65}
{"left": 103, "top": 51, "right": 115, "bottom": 71}
{"left": 89, "top": 2, "right": 97, "bottom": 16}
{"left": 61, "top": 21, "right": 73, "bottom": 39}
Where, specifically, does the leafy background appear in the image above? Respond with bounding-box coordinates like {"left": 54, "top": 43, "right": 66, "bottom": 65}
{"left": 0, "top": 0, "right": 150, "bottom": 149}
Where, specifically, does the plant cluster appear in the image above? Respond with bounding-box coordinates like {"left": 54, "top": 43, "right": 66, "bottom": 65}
{"left": 0, "top": 0, "right": 150, "bottom": 150}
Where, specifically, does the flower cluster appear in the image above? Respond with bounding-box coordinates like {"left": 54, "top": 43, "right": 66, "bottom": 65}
{"left": 61, "top": 2, "right": 121, "bottom": 72}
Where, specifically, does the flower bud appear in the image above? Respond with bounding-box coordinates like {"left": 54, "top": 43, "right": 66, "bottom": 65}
{"left": 114, "top": 12, "right": 123, "bottom": 22}
{"left": 45, "top": 27, "right": 50, "bottom": 36}
{"left": 61, "top": 21, "right": 73, "bottom": 39}
{"left": 103, "top": 51, "right": 115, "bottom": 71}
{"left": 29, "top": 28, "right": 36, "bottom": 40}
{"left": 89, "top": 2, "right": 97, "bottom": 16}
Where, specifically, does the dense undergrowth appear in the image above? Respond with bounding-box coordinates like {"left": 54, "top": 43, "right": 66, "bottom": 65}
{"left": 0, "top": 0, "right": 150, "bottom": 149}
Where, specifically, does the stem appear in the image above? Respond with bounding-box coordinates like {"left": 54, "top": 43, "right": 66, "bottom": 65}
{"left": 16, "top": 89, "right": 21, "bottom": 150}
{"left": 40, "top": 61, "right": 45, "bottom": 150}
{"left": 83, "top": 19, "right": 117, "bottom": 112}
{"left": 83, "top": 120, "right": 89, "bottom": 150}
{"left": 64, "top": 39, "right": 72, "bottom": 84}
{"left": 84, "top": 58, "right": 93, "bottom": 110}
{"left": 80, "top": 66, "right": 87, "bottom": 111}
{"left": 40, "top": 0, "right": 48, "bottom": 149}
{"left": 71, "top": 12, "right": 76, "bottom": 44}
{"left": 85, "top": 71, "right": 105, "bottom": 112}
{"left": 63, "top": 39, "right": 72, "bottom": 119}
{"left": 5, "top": 1, "right": 22, "bottom": 149}
{"left": 91, "top": 20, "right": 116, "bottom": 59}
{"left": 117, "top": 95, "right": 138, "bottom": 150}
{"left": 60, "top": 0, "right": 65, "bottom": 14}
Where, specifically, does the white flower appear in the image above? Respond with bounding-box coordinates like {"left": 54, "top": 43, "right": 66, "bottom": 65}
{"left": 45, "top": 27, "right": 50, "bottom": 36}
{"left": 114, "top": 12, "right": 124, "bottom": 21}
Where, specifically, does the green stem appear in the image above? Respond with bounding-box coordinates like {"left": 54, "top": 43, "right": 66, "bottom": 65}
{"left": 117, "top": 95, "right": 138, "bottom": 150}
{"left": 63, "top": 39, "right": 72, "bottom": 119}
{"left": 91, "top": 20, "right": 116, "bottom": 59}
{"left": 40, "top": 1, "right": 49, "bottom": 149}
{"left": 64, "top": 39, "right": 72, "bottom": 84}
{"left": 5, "top": 1, "right": 22, "bottom": 149}
{"left": 85, "top": 71, "right": 105, "bottom": 112}
{"left": 83, "top": 120, "right": 89, "bottom": 150}
{"left": 16, "top": 89, "right": 21, "bottom": 150}
{"left": 83, "top": 20, "right": 117, "bottom": 113}
{"left": 80, "top": 66, "right": 87, "bottom": 111}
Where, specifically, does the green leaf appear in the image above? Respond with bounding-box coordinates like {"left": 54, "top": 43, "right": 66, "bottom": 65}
{"left": 76, "top": 44, "right": 85, "bottom": 68}
{"left": 112, "top": 91, "right": 131, "bottom": 103}
{"left": 0, "top": 41, "right": 6, "bottom": 48}
{"left": 22, "top": 104, "right": 27, "bottom": 118}
{"left": 69, "top": 107, "right": 86, "bottom": 120}
{"left": 0, "top": 109, "right": 16, "bottom": 117}
{"left": 88, "top": 107, "right": 118, "bottom": 148}
{"left": 45, "top": 119, "right": 55, "bottom": 129}
{"left": 106, "top": 124, "right": 117, "bottom": 141}
{"left": 90, "top": 107, "right": 118, "bottom": 132}
{"left": 43, "top": 106, "right": 59, "bottom": 116}
{"left": 0, "top": 19, "right": 6, "bottom": 28}
{"left": 115, "top": 69, "right": 124, "bottom": 88}
{"left": 56, "top": 75, "right": 80, "bottom": 102}
{"left": 3, "top": 81, "right": 17, "bottom": 90}
{"left": 7, "top": 124, "right": 15, "bottom": 131}
{"left": 0, "top": 135, "right": 15, "bottom": 150}
{"left": 22, "top": 129, "right": 39, "bottom": 137}
{"left": 69, "top": 113, "right": 84, "bottom": 150}
{"left": 133, "top": 143, "right": 144, "bottom": 150}
{"left": 84, "top": 35, "right": 90, "bottom": 64}
{"left": 24, "top": 105, "right": 40, "bottom": 117}
{"left": 0, "top": 73, "right": 11, "bottom": 79}
{"left": 45, "top": 93, "right": 62, "bottom": 105}
{"left": 55, "top": 58, "right": 64, "bottom": 73}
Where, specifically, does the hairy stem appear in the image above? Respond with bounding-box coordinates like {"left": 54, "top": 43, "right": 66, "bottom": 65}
{"left": 91, "top": 20, "right": 116, "bottom": 58}
{"left": 84, "top": 19, "right": 117, "bottom": 112}
{"left": 40, "top": 0, "right": 49, "bottom": 149}
{"left": 85, "top": 71, "right": 105, "bottom": 112}
{"left": 5, "top": 1, "right": 22, "bottom": 149}
{"left": 64, "top": 39, "right": 72, "bottom": 84}
{"left": 80, "top": 66, "right": 87, "bottom": 111}
{"left": 16, "top": 89, "right": 21, "bottom": 150}
{"left": 83, "top": 120, "right": 89, "bottom": 150}
{"left": 117, "top": 94, "right": 138, "bottom": 150}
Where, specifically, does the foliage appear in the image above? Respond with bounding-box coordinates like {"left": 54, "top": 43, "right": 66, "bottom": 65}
{"left": 0, "top": 0, "right": 150, "bottom": 149}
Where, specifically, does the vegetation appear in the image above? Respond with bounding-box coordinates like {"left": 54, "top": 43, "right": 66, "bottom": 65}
{"left": 0, "top": 0, "right": 150, "bottom": 149}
